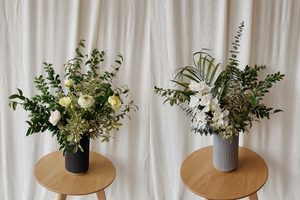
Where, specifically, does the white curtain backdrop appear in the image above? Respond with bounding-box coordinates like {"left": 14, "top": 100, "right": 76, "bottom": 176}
{"left": 1, "top": 0, "right": 150, "bottom": 199}
{"left": 0, "top": 0, "right": 299, "bottom": 200}
{"left": 150, "top": 0, "right": 300, "bottom": 200}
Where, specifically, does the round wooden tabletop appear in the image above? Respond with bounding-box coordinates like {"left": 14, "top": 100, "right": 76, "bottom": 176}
{"left": 34, "top": 151, "right": 116, "bottom": 196}
{"left": 180, "top": 146, "right": 268, "bottom": 200}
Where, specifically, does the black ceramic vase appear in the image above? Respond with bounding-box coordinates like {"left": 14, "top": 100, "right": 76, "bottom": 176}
{"left": 65, "top": 135, "right": 90, "bottom": 175}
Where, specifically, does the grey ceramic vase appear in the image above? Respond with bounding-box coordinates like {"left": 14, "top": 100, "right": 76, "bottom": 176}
{"left": 213, "top": 133, "right": 239, "bottom": 172}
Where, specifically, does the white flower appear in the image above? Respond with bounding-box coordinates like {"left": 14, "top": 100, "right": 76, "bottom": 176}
{"left": 59, "top": 97, "right": 72, "bottom": 107}
{"left": 198, "top": 121, "right": 207, "bottom": 129}
{"left": 49, "top": 110, "right": 60, "bottom": 126}
{"left": 195, "top": 81, "right": 212, "bottom": 93}
{"left": 78, "top": 95, "right": 95, "bottom": 109}
{"left": 64, "top": 79, "right": 74, "bottom": 87}
{"left": 214, "top": 118, "right": 229, "bottom": 129}
{"left": 195, "top": 112, "right": 207, "bottom": 129}
{"left": 212, "top": 121, "right": 220, "bottom": 130}
{"left": 195, "top": 91, "right": 203, "bottom": 99}
{"left": 199, "top": 81, "right": 213, "bottom": 93}
{"left": 189, "top": 80, "right": 198, "bottom": 91}
{"left": 212, "top": 108, "right": 229, "bottom": 121}
{"left": 221, "top": 117, "right": 229, "bottom": 128}
{"left": 108, "top": 95, "right": 121, "bottom": 111}
{"left": 212, "top": 108, "right": 229, "bottom": 129}
{"left": 189, "top": 95, "right": 200, "bottom": 108}
{"left": 189, "top": 80, "right": 212, "bottom": 93}
{"left": 200, "top": 93, "right": 212, "bottom": 106}
{"left": 199, "top": 93, "right": 213, "bottom": 112}
{"left": 196, "top": 111, "right": 206, "bottom": 122}
{"left": 210, "top": 98, "right": 219, "bottom": 111}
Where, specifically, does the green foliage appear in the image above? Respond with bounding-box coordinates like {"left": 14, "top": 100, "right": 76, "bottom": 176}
{"left": 154, "top": 21, "right": 285, "bottom": 140}
{"left": 172, "top": 49, "right": 221, "bottom": 89}
{"left": 9, "top": 40, "right": 138, "bottom": 154}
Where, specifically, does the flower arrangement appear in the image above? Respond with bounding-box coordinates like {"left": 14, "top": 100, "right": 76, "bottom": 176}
{"left": 9, "top": 40, "right": 138, "bottom": 154}
{"left": 154, "top": 22, "right": 284, "bottom": 141}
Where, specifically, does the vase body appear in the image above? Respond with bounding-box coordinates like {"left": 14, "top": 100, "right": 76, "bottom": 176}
{"left": 65, "top": 135, "right": 90, "bottom": 175}
{"left": 213, "top": 133, "right": 239, "bottom": 172}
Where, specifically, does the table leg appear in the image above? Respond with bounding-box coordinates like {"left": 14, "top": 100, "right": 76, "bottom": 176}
{"left": 96, "top": 190, "right": 107, "bottom": 200}
{"left": 249, "top": 192, "right": 258, "bottom": 200}
{"left": 56, "top": 193, "right": 67, "bottom": 200}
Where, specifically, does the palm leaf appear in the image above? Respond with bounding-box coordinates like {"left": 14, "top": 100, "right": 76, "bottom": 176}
{"left": 206, "top": 58, "right": 215, "bottom": 83}
{"left": 173, "top": 49, "right": 221, "bottom": 88}
{"left": 171, "top": 80, "right": 189, "bottom": 89}
{"left": 209, "top": 63, "right": 221, "bottom": 85}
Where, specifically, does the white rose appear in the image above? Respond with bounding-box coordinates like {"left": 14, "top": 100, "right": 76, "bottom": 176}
{"left": 49, "top": 110, "right": 61, "bottom": 126}
{"left": 108, "top": 95, "right": 121, "bottom": 111}
{"left": 78, "top": 95, "right": 95, "bottom": 109}
{"left": 59, "top": 97, "right": 72, "bottom": 107}
{"left": 64, "top": 79, "right": 74, "bottom": 87}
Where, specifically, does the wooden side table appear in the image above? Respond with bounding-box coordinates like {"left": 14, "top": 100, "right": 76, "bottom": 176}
{"left": 180, "top": 146, "right": 268, "bottom": 200}
{"left": 34, "top": 151, "right": 116, "bottom": 200}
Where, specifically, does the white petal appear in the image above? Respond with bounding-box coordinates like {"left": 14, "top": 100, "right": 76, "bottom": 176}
{"left": 202, "top": 105, "right": 210, "bottom": 112}
{"left": 223, "top": 110, "right": 229, "bottom": 117}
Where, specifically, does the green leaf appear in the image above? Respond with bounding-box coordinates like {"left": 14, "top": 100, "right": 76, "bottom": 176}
{"left": 118, "top": 54, "right": 124, "bottom": 61}
{"left": 17, "top": 88, "right": 23, "bottom": 96}
{"left": 79, "top": 42, "right": 85, "bottom": 48}
{"left": 202, "top": 55, "right": 207, "bottom": 77}
{"left": 26, "top": 128, "right": 32, "bottom": 136}
{"left": 78, "top": 145, "right": 84, "bottom": 152}
{"left": 73, "top": 145, "right": 78, "bottom": 153}
{"left": 180, "top": 74, "right": 199, "bottom": 82}
{"left": 99, "top": 87, "right": 114, "bottom": 104}
{"left": 170, "top": 99, "right": 176, "bottom": 106}
{"left": 76, "top": 48, "right": 84, "bottom": 57}
{"left": 8, "top": 94, "right": 19, "bottom": 99}
{"left": 67, "top": 135, "right": 74, "bottom": 141}
{"left": 171, "top": 80, "right": 189, "bottom": 88}
{"left": 274, "top": 109, "right": 283, "bottom": 113}
{"left": 209, "top": 63, "right": 221, "bottom": 85}
{"left": 12, "top": 102, "right": 17, "bottom": 110}
{"left": 206, "top": 58, "right": 215, "bottom": 82}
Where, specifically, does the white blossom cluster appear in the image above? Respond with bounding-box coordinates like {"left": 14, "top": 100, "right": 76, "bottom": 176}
{"left": 188, "top": 80, "right": 229, "bottom": 131}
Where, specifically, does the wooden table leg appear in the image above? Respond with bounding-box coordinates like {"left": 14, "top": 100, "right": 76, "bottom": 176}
{"left": 249, "top": 192, "right": 258, "bottom": 200}
{"left": 96, "top": 190, "right": 107, "bottom": 200}
{"left": 56, "top": 193, "right": 67, "bottom": 200}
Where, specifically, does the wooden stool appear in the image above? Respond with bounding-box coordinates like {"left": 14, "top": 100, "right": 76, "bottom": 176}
{"left": 180, "top": 146, "right": 268, "bottom": 200}
{"left": 34, "top": 151, "right": 116, "bottom": 200}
